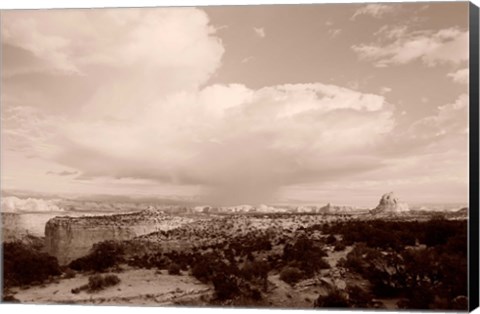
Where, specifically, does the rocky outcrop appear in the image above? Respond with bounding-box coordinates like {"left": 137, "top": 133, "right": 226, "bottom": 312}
{"left": 318, "top": 203, "right": 358, "bottom": 214}
{"left": 370, "top": 192, "right": 409, "bottom": 215}
{"left": 45, "top": 210, "right": 192, "bottom": 265}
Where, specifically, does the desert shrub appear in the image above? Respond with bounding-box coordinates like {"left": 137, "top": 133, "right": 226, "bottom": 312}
{"left": 282, "top": 235, "right": 329, "bottom": 276}
{"left": 343, "top": 243, "right": 405, "bottom": 298}
{"left": 314, "top": 290, "right": 349, "bottom": 308}
{"left": 396, "top": 281, "right": 437, "bottom": 310}
{"left": 2, "top": 241, "right": 61, "bottom": 287}
{"left": 444, "top": 232, "right": 467, "bottom": 255}
{"left": 249, "top": 287, "right": 262, "bottom": 300}
{"left": 421, "top": 217, "right": 466, "bottom": 248}
{"left": 316, "top": 258, "right": 331, "bottom": 270}
{"left": 279, "top": 266, "right": 303, "bottom": 286}
{"left": 334, "top": 241, "right": 346, "bottom": 251}
{"left": 341, "top": 224, "right": 467, "bottom": 309}
{"left": 69, "top": 241, "right": 124, "bottom": 272}
{"left": 241, "top": 260, "right": 269, "bottom": 281}
{"left": 422, "top": 218, "right": 455, "bottom": 247}
{"left": 346, "top": 285, "right": 375, "bottom": 308}
{"left": 325, "top": 219, "right": 466, "bottom": 251}
{"left": 326, "top": 234, "right": 336, "bottom": 245}
{"left": 168, "top": 263, "right": 181, "bottom": 275}
{"left": 400, "top": 245, "right": 468, "bottom": 310}
{"left": 212, "top": 273, "right": 239, "bottom": 300}
{"left": 87, "top": 274, "right": 106, "bottom": 291}
{"left": 72, "top": 273, "right": 121, "bottom": 294}
{"left": 128, "top": 252, "right": 169, "bottom": 269}
{"left": 103, "top": 274, "right": 121, "bottom": 286}
{"left": 1, "top": 294, "right": 20, "bottom": 303}
{"left": 63, "top": 268, "right": 76, "bottom": 279}
{"left": 87, "top": 273, "right": 120, "bottom": 292}
{"left": 191, "top": 258, "right": 213, "bottom": 283}
{"left": 340, "top": 243, "right": 371, "bottom": 274}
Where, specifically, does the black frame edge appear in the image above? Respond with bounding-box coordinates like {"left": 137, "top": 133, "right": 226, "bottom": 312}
{"left": 469, "top": 1, "right": 480, "bottom": 312}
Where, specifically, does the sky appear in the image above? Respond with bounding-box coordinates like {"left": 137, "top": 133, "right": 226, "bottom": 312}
{"left": 0, "top": 2, "right": 470, "bottom": 206}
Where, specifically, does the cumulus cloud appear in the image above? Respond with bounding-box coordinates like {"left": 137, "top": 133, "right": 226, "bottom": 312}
{"left": 2, "top": 8, "right": 224, "bottom": 88}
{"left": 352, "top": 27, "right": 468, "bottom": 67}
{"left": 351, "top": 4, "right": 397, "bottom": 20}
{"left": 448, "top": 68, "right": 469, "bottom": 84}
{"left": 2, "top": 7, "right": 468, "bottom": 205}
{"left": 1, "top": 196, "right": 64, "bottom": 213}
{"left": 9, "top": 82, "right": 393, "bottom": 204}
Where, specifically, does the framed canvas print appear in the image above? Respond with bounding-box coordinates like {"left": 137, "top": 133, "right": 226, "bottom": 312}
{"left": 1, "top": 0, "right": 479, "bottom": 312}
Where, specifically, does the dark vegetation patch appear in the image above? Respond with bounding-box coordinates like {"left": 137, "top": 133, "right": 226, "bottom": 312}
{"left": 331, "top": 218, "right": 468, "bottom": 310}
{"left": 2, "top": 241, "right": 61, "bottom": 288}
{"left": 281, "top": 235, "right": 330, "bottom": 276}
{"left": 167, "top": 263, "right": 182, "bottom": 275}
{"left": 69, "top": 241, "right": 125, "bottom": 272}
{"left": 279, "top": 267, "right": 303, "bottom": 286}
{"left": 71, "top": 274, "right": 121, "bottom": 294}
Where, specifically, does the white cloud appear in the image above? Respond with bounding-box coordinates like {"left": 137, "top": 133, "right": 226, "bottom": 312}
{"left": 1, "top": 196, "right": 64, "bottom": 213}
{"left": 328, "top": 28, "right": 342, "bottom": 38}
{"left": 2, "top": 8, "right": 224, "bottom": 85}
{"left": 253, "top": 27, "right": 266, "bottom": 38}
{"left": 1, "top": 16, "right": 80, "bottom": 74}
{"left": 352, "top": 27, "right": 468, "bottom": 67}
{"left": 2, "top": 7, "right": 468, "bottom": 204}
{"left": 351, "top": 4, "right": 397, "bottom": 20}
{"left": 374, "top": 25, "right": 408, "bottom": 40}
{"left": 1, "top": 105, "right": 62, "bottom": 157}
{"left": 408, "top": 94, "right": 468, "bottom": 143}
{"left": 10, "top": 82, "right": 393, "bottom": 203}
{"left": 448, "top": 68, "right": 469, "bottom": 84}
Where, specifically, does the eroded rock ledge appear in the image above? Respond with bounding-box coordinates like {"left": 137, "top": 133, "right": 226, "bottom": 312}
{"left": 45, "top": 210, "right": 192, "bottom": 265}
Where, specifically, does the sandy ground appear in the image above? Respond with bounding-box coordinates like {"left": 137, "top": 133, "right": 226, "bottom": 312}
{"left": 12, "top": 268, "right": 212, "bottom": 306}
{"left": 10, "top": 246, "right": 394, "bottom": 309}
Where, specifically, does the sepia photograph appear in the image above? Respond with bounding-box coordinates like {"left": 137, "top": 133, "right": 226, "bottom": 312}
{"left": 1, "top": 0, "right": 478, "bottom": 312}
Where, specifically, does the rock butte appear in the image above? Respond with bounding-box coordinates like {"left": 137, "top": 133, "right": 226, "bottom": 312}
{"left": 370, "top": 192, "right": 410, "bottom": 215}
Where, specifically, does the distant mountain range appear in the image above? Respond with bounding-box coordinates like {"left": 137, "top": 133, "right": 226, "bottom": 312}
{"left": 1, "top": 189, "right": 468, "bottom": 214}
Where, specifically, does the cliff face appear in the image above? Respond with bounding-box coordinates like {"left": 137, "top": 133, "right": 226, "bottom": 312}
{"left": 45, "top": 210, "right": 192, "bottom": 265}
{"left": 318, "top": 203, "right": 359, "bottom": 214}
